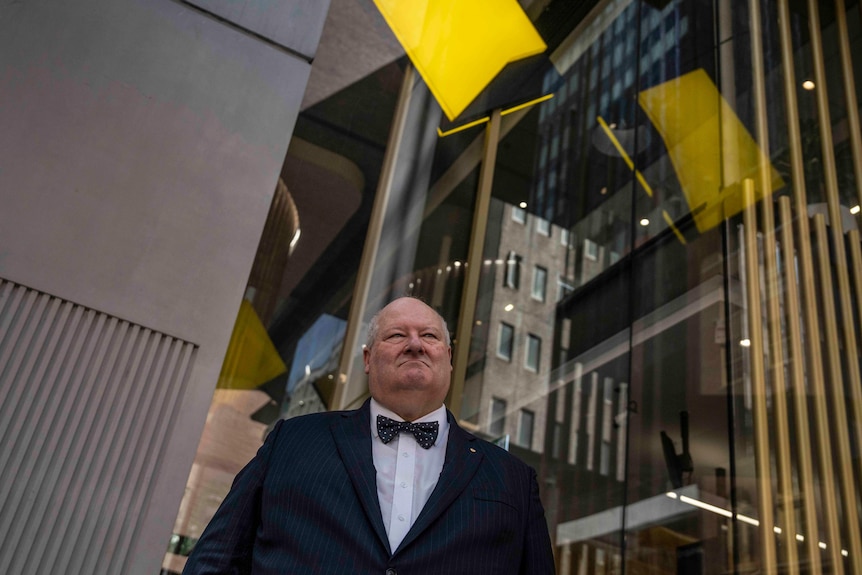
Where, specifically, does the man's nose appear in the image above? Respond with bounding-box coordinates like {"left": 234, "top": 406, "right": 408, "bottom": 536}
{"left": 404, "top": 333, "right": 425, "bottom": 352}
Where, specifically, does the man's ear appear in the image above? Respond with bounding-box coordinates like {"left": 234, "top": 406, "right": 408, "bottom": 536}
{"left": 363, "top": 346, "right": 371, "bottom": 374}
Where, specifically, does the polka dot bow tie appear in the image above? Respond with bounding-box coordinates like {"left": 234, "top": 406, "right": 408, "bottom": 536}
{"left": 376, "top": 415, "right": 439, "bottom": 449}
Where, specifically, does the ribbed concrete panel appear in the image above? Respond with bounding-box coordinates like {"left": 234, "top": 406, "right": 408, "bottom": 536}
{"left": 0, "top": 278, "right": 198, "bottom": 574}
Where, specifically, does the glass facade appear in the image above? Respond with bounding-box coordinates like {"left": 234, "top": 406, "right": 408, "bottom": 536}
{"left": 167, "top": 0, "right": 862, "bottom": 573}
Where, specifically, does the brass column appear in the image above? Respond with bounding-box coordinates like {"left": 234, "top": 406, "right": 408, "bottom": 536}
{"left": 741, "top": 179, "right": 777, "bottom": 573}
{"left": 748, "top": 0, "right": 798, "bottom": 566}
{"left": 448, "top": 109, "right": 502, "bottom": 418}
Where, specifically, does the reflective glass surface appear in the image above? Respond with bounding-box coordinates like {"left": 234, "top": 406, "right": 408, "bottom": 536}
{"left": 168, "top": 0, "right": 862, "bottom": 572}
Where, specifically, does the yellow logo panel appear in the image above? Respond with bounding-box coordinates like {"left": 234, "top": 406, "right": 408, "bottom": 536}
{"left": 373, "top": 0, "right": 547, "bottom": 120}
{"left": 638, "top": 69, "right": 785, "bottom": 232}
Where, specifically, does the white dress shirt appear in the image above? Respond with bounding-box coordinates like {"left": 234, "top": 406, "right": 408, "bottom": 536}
{"left": 370, "top": 399, "right": 449, "bottom": 553}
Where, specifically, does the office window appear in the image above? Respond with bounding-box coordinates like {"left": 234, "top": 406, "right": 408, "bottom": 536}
{"left": 504, "top": 251, "right": 521, "bottom": 289}
{"left": 584, "top": 238, "right": 599, "bottom": 261}
{"left": 511, "top": 205, "right": 526, "bottom": 223}
{"left": 497, "top": 322, "right": 514, "bottom": 361}
{"left": 535, "top": 217, "right": 550, "bottom": 236}
{"left": 532, "top": 266, "right": 548, "bottom": 302}
{"left": 489, "top": 397, "right": 507, "bottom": 437}
{"left": 518, "top": 409, "right": 535, "bottom": 448}
{"left": 557, "top": 276, "right": 574, "bottom": 302}
{"left": 561, "top": 228, "right": 571, "bottom": 247}
{"left": 525, "top": 334, "right": 541, "bottom": 372}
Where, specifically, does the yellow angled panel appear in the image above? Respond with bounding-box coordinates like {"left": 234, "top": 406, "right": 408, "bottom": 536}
{"left": 218, "top": 299, "right": 287, "bottom": 390}
{"left": 638, "top": 69, "right": 785, "bottom": 232}
{"left": 373, "top": 0, "right": 546, "bottom": 120}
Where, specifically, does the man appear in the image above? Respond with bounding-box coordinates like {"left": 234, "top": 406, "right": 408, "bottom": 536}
{"left": 184, "top": 297, "right": 555, "bottom": 574}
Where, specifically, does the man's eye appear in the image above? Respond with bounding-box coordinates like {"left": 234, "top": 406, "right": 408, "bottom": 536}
{"left": 423, "top": 333, "right": 438, "bottom": 339}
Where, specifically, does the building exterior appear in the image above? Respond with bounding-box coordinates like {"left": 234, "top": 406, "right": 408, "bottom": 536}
{"left": 2, "top": 0, "right": 862, "bottom": 574}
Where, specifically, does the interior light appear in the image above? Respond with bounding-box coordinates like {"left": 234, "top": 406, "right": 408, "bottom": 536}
{"left": 475, "top": 320, "right": 482, "bottom": 326}
{"left": 851, "top": 205, "right": 860, "bottom": 215}
{"left": 842, "top": 550, "right": 849, "bottom": 557}
{"left": 819, "top": 542, "right": 827, "bottom": 550}
{"left": 454, "top": 261, "right": 462, "bottom": 267}
{"left": 774, "top": 527, "right": 782, "bottom": 534}
{"left": 802, "top": 80, "right": 815, "bottom": 90}
{"left": 290, "top": 228, "right": 302, "bottom": 250}
{"left": 609, "top": 122, "right": 617, "bottom": 129}
{"left": 484, "top": 259, "right": 493, "bottom": 265}
{"left": 796, "top": 534, "right": 805, "bottom": 542}
{"left": 740, "top": 339, "right": 751, "bottom": 347}
{"left": 504, "top": 304, "right": 514, "bottom": 312}
{"left": 519, "top": 201, "right": 528, "bottom": 209}
{"left": 640, "top": 218, "right": 650, "bottom": 227}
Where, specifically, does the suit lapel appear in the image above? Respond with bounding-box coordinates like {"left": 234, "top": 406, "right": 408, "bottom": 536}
{"left": 395, "top": 412, "right": 483, "bottom": 553}
{"left": 330, "top": 400, "right": 392, "bottom": 555}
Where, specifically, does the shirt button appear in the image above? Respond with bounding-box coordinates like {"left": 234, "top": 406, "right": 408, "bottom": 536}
{"left": 397, "top": 514, "right": 405, "bottom": 522}
{"left": 400, "top": 481, "right": 408, "bottom": 488}
{"left": 386, "top": 569, "right": 397, "bottom": 575}
{"left": 402, "top": 452, "right": 409, "bottom": 458}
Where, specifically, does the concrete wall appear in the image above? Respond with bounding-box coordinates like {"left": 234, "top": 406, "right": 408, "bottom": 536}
{"left": 0, "top": 0, "right": 329, "bottom": 572}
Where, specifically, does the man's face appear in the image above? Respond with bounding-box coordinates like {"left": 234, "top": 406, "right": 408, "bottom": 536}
{"left": 363, "top": 298, "right": 452, "bottom": 421}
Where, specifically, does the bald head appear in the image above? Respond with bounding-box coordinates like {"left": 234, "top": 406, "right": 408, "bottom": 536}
{"left": 363, "top": 298, "right": 453, "bottom": 421}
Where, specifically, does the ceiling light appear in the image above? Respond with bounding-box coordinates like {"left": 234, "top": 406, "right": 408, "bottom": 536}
{"left": 802, "top": 80, "right": 815, "bottom": 90}
{"left": 504, "top": 304, "right": 514, "bottom": 312}
{"left": 519, "top": 201, "right": 528, "bottom": 209}
{"left": 851, "top": 205, "right": 860, "bottom": 215}
{"left": 740, "top": 338, "right": 751, "bottom": 347}
{"left": 639, "top": 218, "right": 649, "bottom": 227}
{"left": 454, "top": 261, "right": 462, "bottom": 267}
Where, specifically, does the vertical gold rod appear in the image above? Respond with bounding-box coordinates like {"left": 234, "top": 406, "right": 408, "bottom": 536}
{"left": 834, "top": 0, "right": 862, "bottom": 206}
{"left": 742, "top": 179, "right": 777, "bottom": 573}
{"left": 808, "top": 0, "right": 862, "bottom": 567}
{"left": 849, "top": 230, "right": 862, "bottom": 350}
{"left": 448, "top": 109, "right": 502, "bottom": 419}
{"left": 779, "top": 0, "right": 843, "bottom": 565}
{"left": 814, "top": 215, "right": 862, "bottom": 571}
{"left": 748, "top": 0, "right": 798, "bottom": 563}
{"left": 778, "top": 198, "right": 822, "bottom": 572}
{"left": 333, "top": 64, "right": 415, "bottom": 410}
{"left": 760, "top": 189, "right": 799, "bottom": 574}
{"left": 747, "top": 0, "right": 797, "bottom": 566}
{"left": 776, "top": 0, "right": 825, "bottom": 567}
{"left": 835, "top": 0, "right": 862, "bottom": 520}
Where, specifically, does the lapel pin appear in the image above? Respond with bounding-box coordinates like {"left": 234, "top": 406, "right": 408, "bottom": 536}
{"left": 469, "top": 448, "right": 477, "bottom": 453}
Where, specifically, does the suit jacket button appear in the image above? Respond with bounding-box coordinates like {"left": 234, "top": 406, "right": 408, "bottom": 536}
{"left": 386, "top": 569, "right": 397, "bottom": 575}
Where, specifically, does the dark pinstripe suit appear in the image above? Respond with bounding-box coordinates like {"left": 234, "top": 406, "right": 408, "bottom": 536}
{"left": 183, "top": 399, "right": 555, "bottom": 574}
